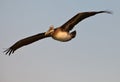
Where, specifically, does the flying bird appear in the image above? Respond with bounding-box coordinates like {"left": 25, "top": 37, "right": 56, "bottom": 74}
{"left": 4, "top": 11, "right": 112, "bottom": 55}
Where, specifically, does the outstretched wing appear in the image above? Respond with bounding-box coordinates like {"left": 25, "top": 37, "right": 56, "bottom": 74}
{"left": 4, "top": 32, "right": 50, "bottom": 55}
{"left": 60, "top": 11, "right": 112, "bottom": 31}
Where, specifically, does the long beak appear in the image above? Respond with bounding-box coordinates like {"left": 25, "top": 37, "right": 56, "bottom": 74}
{"left": 45, "top": 30, "right": 54, "bottom": 36}
{"left": 45, "top": 31, "right": 50, "bottom": 36}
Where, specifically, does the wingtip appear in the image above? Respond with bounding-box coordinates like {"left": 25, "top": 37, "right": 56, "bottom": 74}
{"left": 99, "top": 10, "right": 113, "bottom": 14}
{"left": 3, "top": 48, "right": 15, "bottom": 56}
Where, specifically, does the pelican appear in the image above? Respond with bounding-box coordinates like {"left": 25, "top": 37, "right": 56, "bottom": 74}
{"left": 4, "top": 11, "right": 112, "bottom": 55}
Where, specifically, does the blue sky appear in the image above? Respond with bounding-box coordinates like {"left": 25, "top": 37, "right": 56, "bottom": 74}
{"left": 0, "top": 0, "right": 120, "bottom": 82}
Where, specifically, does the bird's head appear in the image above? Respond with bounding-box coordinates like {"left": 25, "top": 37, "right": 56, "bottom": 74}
{"left": 45, "top": 25, "right": 55, "bottom": 36}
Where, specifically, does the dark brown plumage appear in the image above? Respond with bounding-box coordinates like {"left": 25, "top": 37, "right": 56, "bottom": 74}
{"left": 4, "top": 11, "right": 112, "bottom": 55}
{"left": 4, "top": 33, "right": 50, "bottom": 55}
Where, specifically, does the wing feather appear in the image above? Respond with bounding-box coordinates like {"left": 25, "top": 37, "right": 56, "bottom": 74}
{"left": 60, "top": 11, "right": 112, "bottom": 31}
{"left": 4, "top": 32, "right": 50, "bottom": 55}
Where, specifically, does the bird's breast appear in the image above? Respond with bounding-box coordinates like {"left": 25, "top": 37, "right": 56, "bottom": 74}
{"left": 52, "top": 31, "right": 71, "bottom": 42}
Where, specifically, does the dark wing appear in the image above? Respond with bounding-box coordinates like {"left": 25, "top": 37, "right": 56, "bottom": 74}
{"left": 4, "top": 32, "right": 50, "bottom": 55}
{"left": 60, "top": 11, "right": 112, "bottom": 31}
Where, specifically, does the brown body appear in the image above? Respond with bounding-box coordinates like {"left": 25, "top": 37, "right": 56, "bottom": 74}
{"left": 47, "top": 28, "right": 76, "bottom": 42}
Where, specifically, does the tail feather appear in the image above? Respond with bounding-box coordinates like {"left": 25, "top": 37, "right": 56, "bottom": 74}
{"left": 71, "top": 31, "right": 76, "bottom": 39}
